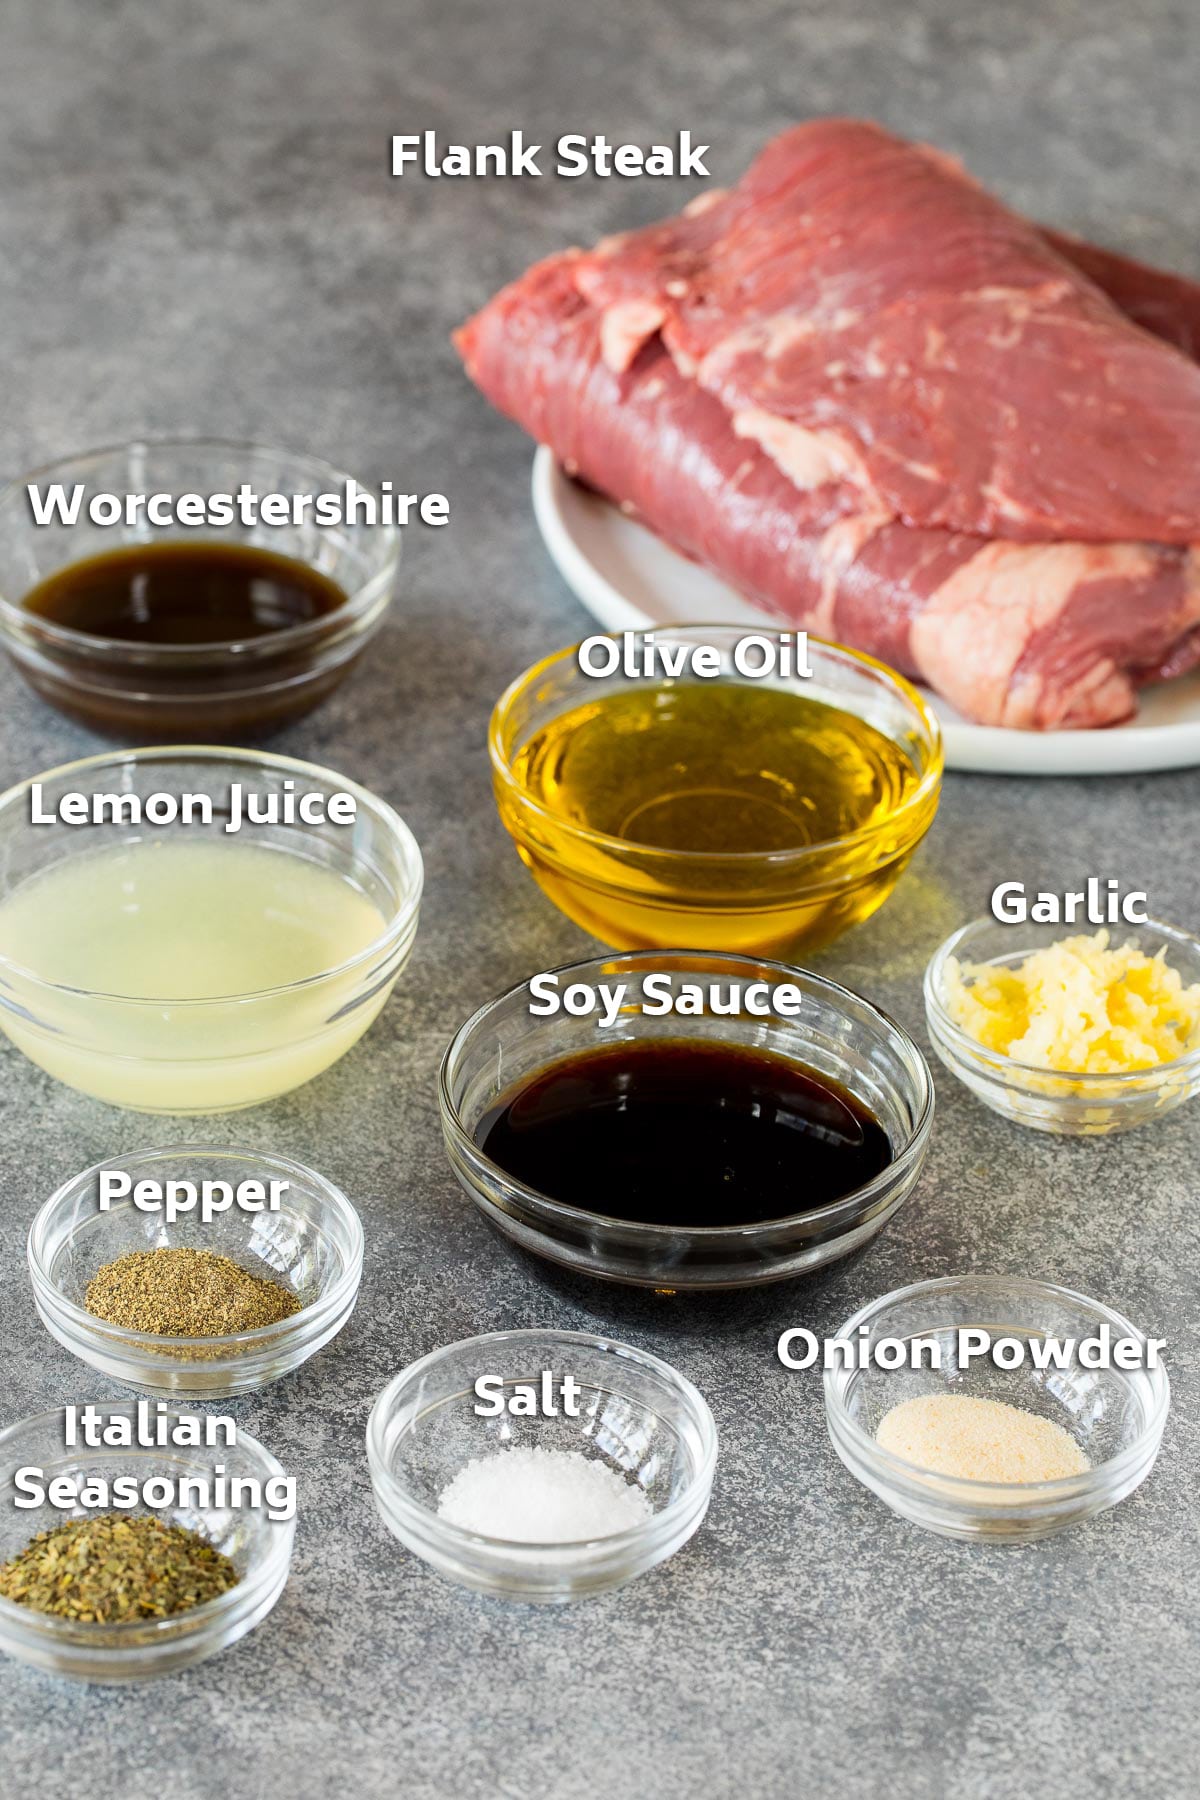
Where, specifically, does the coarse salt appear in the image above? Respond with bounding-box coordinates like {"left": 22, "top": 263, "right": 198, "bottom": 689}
{"left": 875, "top": 1393, "right": 1090, "bottom": 1483}
{"left": 436, "top": 1446, "right": 653, "bottom": 1542}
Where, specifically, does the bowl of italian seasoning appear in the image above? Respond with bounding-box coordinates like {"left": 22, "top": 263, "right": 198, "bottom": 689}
{"left": 0, "top": 1401, "right": 293, "bottom": 1681}
{"left": 28, "top": 1146, "right": 364, "bottom": 1397}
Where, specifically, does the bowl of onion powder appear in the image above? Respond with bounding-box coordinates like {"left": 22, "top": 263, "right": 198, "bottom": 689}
{"left": 823, "top": 1276, "right": 1169, "bottom": 1542}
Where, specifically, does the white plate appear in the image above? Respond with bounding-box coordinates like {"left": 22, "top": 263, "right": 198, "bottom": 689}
{"left": 532, "top": 448, "right": 1200, "bottom": 775}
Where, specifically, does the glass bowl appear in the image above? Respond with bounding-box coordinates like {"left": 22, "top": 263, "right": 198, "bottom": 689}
{"left": 28, "top": 1146, "right": 363, "bottom": 1397}
{"left": 0, "top": 1401, "right": 294, "bottom": 1681}
{"left": 0, "top": 439, "right": 399, "bottom": 740}
{"left": 0, "top": 745, "right": 423, "bottom": 1113}
{"left": 366, "top": 1328, "right": 718, "bottom": 1602}
{"left": 489, "top": 627, "right": 943, "bottom": 958}
{"left": 439, "top": 950, "right": 933, "bottom": 1290}
{"left": 824, "top": 1276, "right": 1170, "bottom": 1542}
{"left": 924, "top": 916, "right": 1200, "bottom": 1135}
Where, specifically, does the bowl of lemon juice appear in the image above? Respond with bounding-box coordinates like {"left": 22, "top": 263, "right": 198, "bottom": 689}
{"left": 0, "top": 747, "right": 422, "bottom": 1112}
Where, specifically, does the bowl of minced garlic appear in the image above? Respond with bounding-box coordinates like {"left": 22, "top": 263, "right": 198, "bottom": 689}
{"left": 924, "top": 917, "right": 1200, "bottom": 1133}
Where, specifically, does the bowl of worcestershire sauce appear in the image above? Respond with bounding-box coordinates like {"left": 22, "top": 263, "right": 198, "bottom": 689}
{"left": 0, "top": 440, "right": 398, "bottom": 739}
{"left": 439, "top": 951, "right": 933, "bottom": 1290}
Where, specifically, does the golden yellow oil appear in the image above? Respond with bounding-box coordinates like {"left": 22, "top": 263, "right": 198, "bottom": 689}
{"left": 501, "top": 683, "right": 939, "bottom": 955}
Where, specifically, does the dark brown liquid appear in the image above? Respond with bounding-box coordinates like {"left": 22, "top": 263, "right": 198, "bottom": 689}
{"left": 22, "top": 541, "right": 347, "bottom": 646}
{"left": 476, "top": 1039, "right": 892, "bottom": 1228}
{"left": 13, "top": 540, "right": 362, "bottom": 739}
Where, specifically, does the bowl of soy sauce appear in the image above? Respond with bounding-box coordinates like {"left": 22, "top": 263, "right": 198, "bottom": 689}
{"left": 439, "top": 951, "right": 934, "bottom": 1291}
{"left": 0, "top": 439, "right": 398, "bottom": 739}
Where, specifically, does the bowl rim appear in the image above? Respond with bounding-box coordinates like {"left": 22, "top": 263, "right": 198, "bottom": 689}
{"left": 0, "top": 1399, "right": 295, "bottom": 1643}
{"left": 438, "top": 947, "right": 935, "bottom": 1240}
{"left": 27, "top": 1144, "right": 365, "bottom": 1353}
{"left": 924, "top": 914, "right": 1200, "bottom": 1086}
{"left": 487, "top": 625, "right": 944, "bottom": 871}
{"left": 824, "top": 1273, "right": 1172, "bottom": 1496}
{"left": 366, "top": 1326, "right": 719, "bottom": 1555}
{"left": 0, "top": 744, "right": 423, "bottom": 1007}
{"left": 0, "top": 434, "right": 401, "bottom": 658}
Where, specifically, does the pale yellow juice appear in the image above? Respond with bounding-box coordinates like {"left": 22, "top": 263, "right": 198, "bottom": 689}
{"left": 0, "top": 839, "right": 393, "bottom": 1112}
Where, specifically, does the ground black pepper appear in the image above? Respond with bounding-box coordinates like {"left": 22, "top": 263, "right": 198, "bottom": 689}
{"left": 85, "top": 1246, "right": 302, "bottom": 1336}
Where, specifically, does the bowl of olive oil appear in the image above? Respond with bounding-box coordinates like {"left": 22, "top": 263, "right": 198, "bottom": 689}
{"left": 489, "top": 628, "right": 942, "bottom": 958}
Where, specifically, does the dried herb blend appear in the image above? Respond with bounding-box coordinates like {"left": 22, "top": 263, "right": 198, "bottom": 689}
{"left": 85, "top": 1246, "right": 302, "bottom": 1336}
{"left": 0, "top": 1513, "right": 239, "bottom": 1622}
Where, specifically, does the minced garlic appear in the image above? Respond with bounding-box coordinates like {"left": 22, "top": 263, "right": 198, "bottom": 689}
{"left": 943, "top": 930, "right": 1200, "bottom": 1074}
{"left": 876, "top": 1393, "right": 1089, "bottom": 1484}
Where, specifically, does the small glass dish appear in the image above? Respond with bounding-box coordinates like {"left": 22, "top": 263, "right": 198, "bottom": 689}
{"left": 924, "top": 915, "right": 1200, "bottom": 1135}
{"left": 439, "top": 950, "right": 933, "bottom": 1290}
{"left": 28, "top": 1146, "right": 363, "bottom": 1398}
{"left": 0, "top": 439, "right": 398, "bottom": 740}
{"left": 366, "top": 1328, "right": 718, "bottom": 1603}
{"left": 489, "top": 627, "right": 943, "bottom": 959}
{"left": 0, "top": 1400, "right": 294, "bottom": 1681}
{"left": 0, "top": 745, "right": 423, "bottom": 1112}
{"left": 824, "top": 1275, "right": 1170, "bottom": 1542}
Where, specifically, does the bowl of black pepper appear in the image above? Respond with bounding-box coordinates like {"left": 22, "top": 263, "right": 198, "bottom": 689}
{"left": 27, "top": 1145, "right": 364, "bottom": 1397}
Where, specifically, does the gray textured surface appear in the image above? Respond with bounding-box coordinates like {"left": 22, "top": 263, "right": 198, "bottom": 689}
{"left": 1, "top": 2, "right": 1198, "bottom": 1795}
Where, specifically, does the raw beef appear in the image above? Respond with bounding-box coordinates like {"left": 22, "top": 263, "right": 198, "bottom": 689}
{"left": 455, "top": 120, "right": 1200, "bottom": 730}
{"left": 573, "top": 122, "right": 1200, "bottom": 546}
{"left": 1044, "top": 230, "right": 1200, "bottom": 360}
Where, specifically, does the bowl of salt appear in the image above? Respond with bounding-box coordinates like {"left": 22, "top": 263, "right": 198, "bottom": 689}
{"left": 365, "top": 1329, "right": 717, "bottom": 1602}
